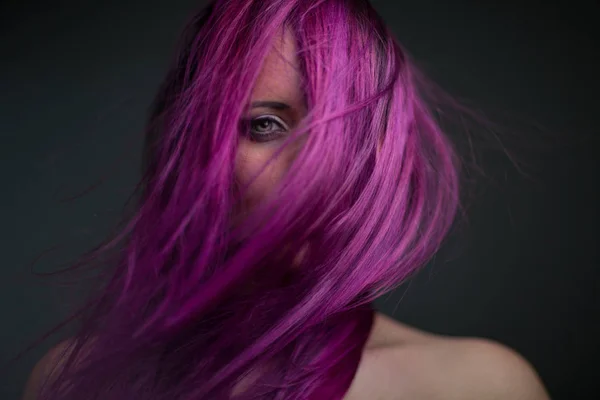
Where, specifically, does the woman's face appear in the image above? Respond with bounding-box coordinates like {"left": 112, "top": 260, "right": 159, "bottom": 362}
{"left": 235, "top": 28, "right": 307, "bottom": 211}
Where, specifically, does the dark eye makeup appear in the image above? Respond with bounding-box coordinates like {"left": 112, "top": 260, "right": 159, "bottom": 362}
{"left": 242, "top": 115, "right": 290, "bottom": 143}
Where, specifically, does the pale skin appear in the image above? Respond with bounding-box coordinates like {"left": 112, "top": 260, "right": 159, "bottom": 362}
{"left": 23, "top": 29, "right": 551, "bottom": 400}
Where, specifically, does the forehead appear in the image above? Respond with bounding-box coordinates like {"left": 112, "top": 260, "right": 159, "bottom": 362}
{"left": 251, "top": 28, "right": 303, "bottom": 105}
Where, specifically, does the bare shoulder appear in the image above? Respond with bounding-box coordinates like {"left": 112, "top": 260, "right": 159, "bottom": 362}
{"left": 347, "top": 315, "right": 550, "bottom": 400}
{"left": 21, "top": 339, "right": 75, "bottom": 400}
{"left": 420, "top": 336, "right": 551, "bottom": 400}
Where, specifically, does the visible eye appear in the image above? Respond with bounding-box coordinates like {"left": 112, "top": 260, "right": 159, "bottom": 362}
{"left": 245, "top": 115, "right": 289, "bottom": 143}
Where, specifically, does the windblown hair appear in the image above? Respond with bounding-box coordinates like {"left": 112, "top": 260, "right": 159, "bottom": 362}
{"left": 38, "top": 0, "right": 460, "bottom": 398}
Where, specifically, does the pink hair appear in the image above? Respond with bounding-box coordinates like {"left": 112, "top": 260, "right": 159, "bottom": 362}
{"left": 32, "top": 0, "right": 461, "bottom": 398}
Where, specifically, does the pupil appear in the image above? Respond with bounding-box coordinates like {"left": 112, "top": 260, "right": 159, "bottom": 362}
{"left": 258, "top": 120, "right": 270, "bottom": 130}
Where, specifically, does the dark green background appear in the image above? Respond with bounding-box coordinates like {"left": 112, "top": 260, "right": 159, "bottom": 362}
{"left": 1, "top": 0, "right": 598, "bottom": 398}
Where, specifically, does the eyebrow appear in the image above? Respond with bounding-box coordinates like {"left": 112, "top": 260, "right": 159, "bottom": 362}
{"left": 251, "top": 101, "right": 291, "bottom": 110}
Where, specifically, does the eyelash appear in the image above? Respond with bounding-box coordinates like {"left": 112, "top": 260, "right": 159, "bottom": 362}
{"left": 244, "top": 115, "right": 289, "bottom": 143}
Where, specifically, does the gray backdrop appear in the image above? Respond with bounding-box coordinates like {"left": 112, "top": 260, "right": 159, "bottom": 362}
{"left": 1, "top": 0, "right": 598, "bottom": 399}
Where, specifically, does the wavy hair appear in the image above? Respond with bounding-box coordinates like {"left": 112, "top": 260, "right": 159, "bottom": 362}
{"left": 36, "top": 0, "right": 461, "bottom": 398}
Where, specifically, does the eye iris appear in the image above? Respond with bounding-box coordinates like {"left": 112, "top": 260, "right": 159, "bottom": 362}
{"left": 245, "top": 116, "right": 287, "bottom": 142}
{"left": 253, "top": 117, "right": 278, "bottom": 133}
{"left": 256, "top": 119, "right": 271, "bottom": 132}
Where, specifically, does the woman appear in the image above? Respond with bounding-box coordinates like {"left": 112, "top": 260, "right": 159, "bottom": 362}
{"left": 23, "top": 0, "right": 550, "bottom": 399}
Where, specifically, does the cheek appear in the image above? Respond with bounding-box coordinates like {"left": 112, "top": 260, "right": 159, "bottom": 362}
{"left": 235, "top": 142, "right": 293, "bottom": 208}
